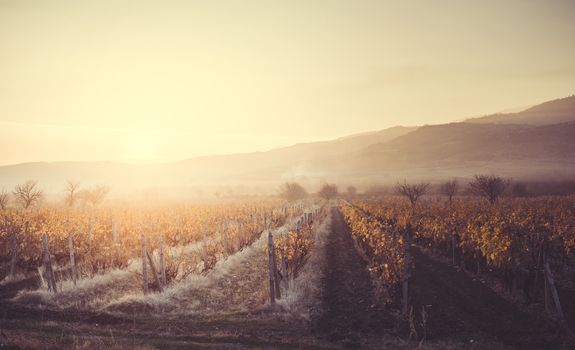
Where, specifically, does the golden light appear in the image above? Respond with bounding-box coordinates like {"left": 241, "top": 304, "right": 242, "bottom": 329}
{"left": 125, "top": 134, "right": 161, "bottom": 163}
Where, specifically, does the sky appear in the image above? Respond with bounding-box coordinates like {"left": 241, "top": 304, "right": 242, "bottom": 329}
{"left": 1, "top": 0, "right": 574, "bottom": 165}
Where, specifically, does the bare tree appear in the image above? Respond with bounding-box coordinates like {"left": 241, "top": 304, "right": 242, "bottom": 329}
{"left": 0, "top": 188, "right": 9, "bottom": 210}
{"left": 13, "top": 181, "right": 43, "bottom": 209}
{"left": 279, "top": 182, "right": 307, "bottom": 202}
{"left": 64, "top": 180, "right": 81, "bottom": 207}
{"left": 440, "top": 179, "right": 458, "bottom": 203}
{"left": 346, "top": 185, "right": 357, "bottom": 198}
{"left": 79, "top": 186, "right": 109, "bottom": 207}
{"left": 469, "top": 174, "right": 510, "bottom": 204}
{"left": 318, "top": 184, "right": 338, "bottom": 200}
{"left": 395, "top": 181, "right": 430, "bottom": 208}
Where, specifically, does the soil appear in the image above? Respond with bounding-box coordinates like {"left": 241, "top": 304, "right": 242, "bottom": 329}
{"left": 315, "top": 207, "right": 395, "bottom": 346}
{"left": 409, "top": 247, "right": 574, "bottom": 350}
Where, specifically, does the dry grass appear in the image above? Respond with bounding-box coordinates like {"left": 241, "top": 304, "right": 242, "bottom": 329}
{"left": 0, "top": 272, "right": 28, "bottom": 285}
{"left": 105, "top": 213, "right": 307, "bottom": 315}
{"left": 278, "top": 210, "right": 332, "bottom": 320}
{"left": 14, "top": 208, "right": 323, "bottom": 318}
{"left": 14, "top": 268, "right": 141, "bottom": 309}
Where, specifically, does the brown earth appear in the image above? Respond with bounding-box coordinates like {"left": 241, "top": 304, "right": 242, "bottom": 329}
{"left": 409, "top": 247, "right": 574, "bottom": 350}
{"left": 315, "top": 207, "right": 395, "bottom": 347}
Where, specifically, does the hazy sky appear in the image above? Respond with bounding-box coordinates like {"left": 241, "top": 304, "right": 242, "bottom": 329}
{"left": 1, "top": 0, "right": 574, "bottom": 165}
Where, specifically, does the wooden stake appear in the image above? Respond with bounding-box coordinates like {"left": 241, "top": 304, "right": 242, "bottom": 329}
{"left": 273, "top": 244, "right": 281, "bottom": 299}
{"left": 532, "top": 243, "right": 542, "bottom": 299}
{"left": 402, "top": 224, "right": 412, "bottom": 316}
{"left": 68, "top": 233, "right": 77, "bottom": 285}
{"left": 141, "top": 234, "right": 148, "bottom": 295}
{"left": 146, "top": 251, "right": 163, "bottom": 293}
{"left": 281, "top": 248, "right": 288, "bottom": 290}
{"left": 451, "top": 233, "right": 456, "bottom": 266}
{"left": 267, "top": 231, "right": 276, "bottom": 304}
{"left": 42, "top": 233, "right": 57, "bottom": 293}
{"left": 9, "top": 227, "right": 18, "bottom": 280}
{"left": 159, "top": 234, "right": 166, "bottom": 287}
{"left": 543, "top": 252, "right": 550, "bottom": 312}
{"left": 544, "top": 254, "right": 565, "bottom": 321}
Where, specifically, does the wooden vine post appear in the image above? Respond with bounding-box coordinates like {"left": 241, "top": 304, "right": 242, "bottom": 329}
{"left": 532, "top": 241, "right": 544, "bottom": 300}
{"left": 68, "top": 233, "right": 77, "bottom": 285}
{"left": 273, "top": 243, "right": 281, "bottom": 299}
{"left": 159, "top": 234, "right": 167, "bottom": 288}
{"left": 543, "top": 251, "right": 551, "bottom": 312}
{"left": 112, "top": 219, "right": 120, "bottom": 268}
{"left": 281, "top": 247, "right": 288, "bottom": 291}
{"left": 267, "top": 231, "right": 276, "bottom": 304}
{"left": 543, "top": 251, "right": 565, "bottom": 322}
{"left": 42, "top": 233, "right": 58, "bottom": 293}
{"left": 451, "top": 232, "right": 457, "bottom": 266}
{"left": 9, "top": 227, "right": 18, "bottom": 280}
{"left": 141, "top": 233, "right": 148, "bottom": 295}
{"left": 146, "top": 251, "right": 163, "bottom": 293}
{"left": 402, "top": 223, "right": 412, "bottom": 316}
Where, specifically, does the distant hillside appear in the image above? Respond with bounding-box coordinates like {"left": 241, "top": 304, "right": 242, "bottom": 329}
{"left": 363, "top": 122, "right": 575, "bottom": 164}
{"left": 267, "top": 126, "right": 416, "bottom": 160}
{"left": 0, "top": 126, "right": 416, "bottom": 193}
{"left": 466, "top": 95, "right": 575, "bottom": 125}
{"left": 341, "top": 121, "right": 575, "bottom": 182}
{"left": 2, "top": 95, "right": 575, "bottom": 195}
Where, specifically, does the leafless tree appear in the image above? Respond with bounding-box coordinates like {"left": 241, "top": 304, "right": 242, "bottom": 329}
{"left": 13, "top": 181, "right": 43, "bottom": 209}
{"left": 64, "top": 180, "right": 81, "bottom": 207}
{"left": 346, "top": 185, "right": 357, "bottom": 197}
{"left": 318, "top": 184, "right": 338, "bottom": 200}
{"left": 0, "top": 188, "right": 9, "bottom": 210}
{"left": 79, "top": 186, "right": 109, "bottom": 207}
{"left": 440, "top": 179, "right": 458, "bottom": 203}
{"left": 469, "top": 174, "right": 510, "bottom": 204}
{"left": 395, "top": 181, "right": 430, "bottom": 208}
{"left": 279, "top": 182, "right": 307, "bottom": 202}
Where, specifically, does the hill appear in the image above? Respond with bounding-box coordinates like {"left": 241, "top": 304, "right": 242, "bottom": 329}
{"left": 0, "top": 126, "right": 416, "bottom": 194}
{"left": 466, "top": 95, "right": 575, "bottom": 125}
{"left": 1, "top": 95, "right": 575, "bottom": 195}
{"left": 363, "top": 122, "right": 575, "bottom": 163}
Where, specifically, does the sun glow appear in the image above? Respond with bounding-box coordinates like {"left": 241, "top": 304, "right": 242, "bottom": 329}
{"left": 1, "top": 1, "right": 574, "bottom": 166}
{"left": 126, "top": 134, "right": 161, "bottom": 162}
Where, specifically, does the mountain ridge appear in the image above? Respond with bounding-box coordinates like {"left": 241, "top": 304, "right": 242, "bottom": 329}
{"left": 465, "top": 95, "right": 575, "bottom": 125}
{"left": 1, "top": 95, "right": 574, "bottom": 194}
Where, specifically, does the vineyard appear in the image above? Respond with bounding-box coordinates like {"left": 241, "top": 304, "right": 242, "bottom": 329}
{"left": 0, "top": 194, "right": 574, "bottom": 349}
{"left": 0, "top": 199, "right": 328, "bottom": 311}
{"left": 340, "top": 195, "right": 575, "bottom": 344}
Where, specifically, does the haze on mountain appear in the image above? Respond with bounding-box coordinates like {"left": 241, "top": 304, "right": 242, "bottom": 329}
{"left": 2, "top": 1, "right": 575, "bottom": 165}
{"left": 1, "top": 95, "right": 574, "bottom": 197}
{"left": 2, "top": 1, "right": 575, "bottom": 198}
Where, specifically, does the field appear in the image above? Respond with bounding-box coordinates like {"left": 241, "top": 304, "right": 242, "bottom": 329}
{"left": 0, "top": 195, "right": 574, "bottom": 349}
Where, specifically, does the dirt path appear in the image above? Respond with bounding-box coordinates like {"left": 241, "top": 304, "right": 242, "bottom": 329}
{"left": 315, "top": 207, "right": 394, "bottom": 346}
{"left": 410, "top": 247, "right": 572, "bottom": 350}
